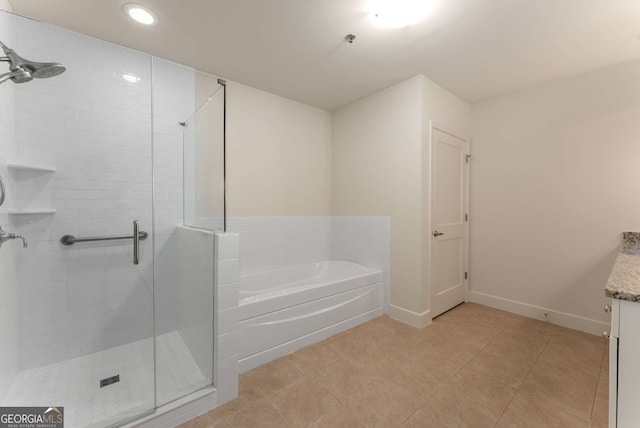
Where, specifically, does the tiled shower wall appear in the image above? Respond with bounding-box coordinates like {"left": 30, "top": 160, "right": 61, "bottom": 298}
{"left": 227, "top": 216, "right": 332, "bottom": 276}
{"left": 0, "top": 10, "right": 19, "bottom": 400}
{"left": 8, "top": 15, "right": 155, "bottom": 370}
{"left": 2, "top": 14, "right": 208, "bottom": 375}
{"left": 333, "top": 216, "right": 391, "bottom": 311}
{"left": 227, "top": 216, "right": 390, "bottom": 307}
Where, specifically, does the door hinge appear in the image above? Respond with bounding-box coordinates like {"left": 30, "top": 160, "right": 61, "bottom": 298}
{"left": 465, "top": 213, "right": 468, "bottom": 222}
{"left": 464, "top": 272, "right": 468, "bottom": 280}
{"left": 465, "top": 154, "right": 471, "bottom": 164}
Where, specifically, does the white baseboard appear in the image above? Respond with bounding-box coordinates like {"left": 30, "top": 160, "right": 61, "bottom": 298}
{"left": 469, "top": 291, "right": 610, "bottom": 336}
{"left": 389, "top": 305, "right": 432, "bottom": 329}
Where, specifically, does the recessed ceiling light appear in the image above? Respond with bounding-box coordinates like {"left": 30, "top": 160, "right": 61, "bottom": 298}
{"left": 122, "top": 3, "right": 158, "bottom": 26}
{"left": 369, "top": 0, "right": 435, "bottom": 28}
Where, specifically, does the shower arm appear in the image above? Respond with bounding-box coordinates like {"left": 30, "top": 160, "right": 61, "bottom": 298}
{"left": 0, "top": 40, "right": 15, "bottom": 78}
{"left": 0, "top": 70, "right": 25, "bottom": 84}
{"left": 0, "top": 71, "right": 15, "bottom": 84}
{"left": 0, "top": 40, "right": 11, "bottom": 61}
{"left": 0, "top": 40, "right": 10, "bottom": 54}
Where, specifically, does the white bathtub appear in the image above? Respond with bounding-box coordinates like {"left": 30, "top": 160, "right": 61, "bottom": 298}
{"left": 238, "top": 261, "right": 384, "bottom": 372}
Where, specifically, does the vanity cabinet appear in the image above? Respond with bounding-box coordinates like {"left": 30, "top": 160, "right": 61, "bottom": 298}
{"left": 609, "top": 298, "right": 640, "bottom": 427}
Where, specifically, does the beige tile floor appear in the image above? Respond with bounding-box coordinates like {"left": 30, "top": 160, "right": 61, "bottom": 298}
{"left": 181, "top": 303, "right": 609, "bottom": 428}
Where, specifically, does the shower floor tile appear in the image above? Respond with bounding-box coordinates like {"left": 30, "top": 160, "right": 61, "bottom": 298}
{"left": 4, "top": 331, "right": 209, "bottom": 428}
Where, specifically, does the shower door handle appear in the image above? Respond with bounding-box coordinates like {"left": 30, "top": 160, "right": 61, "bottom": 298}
{"left": 133, "top": 220, "right": 140, "bottom": 265}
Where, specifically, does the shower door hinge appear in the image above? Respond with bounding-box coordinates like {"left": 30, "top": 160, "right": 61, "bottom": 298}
{"left": 465, "top": 272, "right": 468, "bottom": 280}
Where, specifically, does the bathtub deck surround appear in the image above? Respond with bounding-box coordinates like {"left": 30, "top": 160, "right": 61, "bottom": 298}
{"left": 238, "top": 261, "right": 384, "bottom": 372}
{"left": 214, "top": 232, "right": 241, "bottom": 406}
{"left": 227, "top": 216, "right": 390, "bottom": 373}
{"left": 180, "top": 303, "right": 608, "bottom": 427}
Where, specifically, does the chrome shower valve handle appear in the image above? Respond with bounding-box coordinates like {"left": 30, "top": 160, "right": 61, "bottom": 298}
{"left": 0, "top": 225, "right": 27, "bottom": 248}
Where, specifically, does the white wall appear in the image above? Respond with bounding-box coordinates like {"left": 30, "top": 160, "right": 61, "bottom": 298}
{"left": 194, "top": 71, "right": 337, "bottom": 286}
{"left": 226, "top": 82, "right": 332, "bottom": 217}
{"left": 332, "top": 75, "right": 470, "bottom": 326}
{"left": 333, "top": 76, "right": 424, "bottom": 315}
{"left": 469, "top": 58, "right": 640, "bottom": 333}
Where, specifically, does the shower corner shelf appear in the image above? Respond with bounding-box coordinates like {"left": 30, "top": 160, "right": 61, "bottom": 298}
{"left": 8, "top": 208, "right": 56, "bottom": 215}
{"left": 7, "top": 162, "right": 56, "bottom": 173}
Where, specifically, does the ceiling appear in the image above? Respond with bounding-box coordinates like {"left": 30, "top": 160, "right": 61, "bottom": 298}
{"left": 8, "top": 0, "right": 640, "bottom": 110}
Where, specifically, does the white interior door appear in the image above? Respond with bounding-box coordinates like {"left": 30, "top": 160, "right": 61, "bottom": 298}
{"left": 430, "top": 128, "right": 469, "bottom": 318}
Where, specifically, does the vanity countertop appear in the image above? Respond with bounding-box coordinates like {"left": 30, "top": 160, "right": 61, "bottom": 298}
{"left": 605, "top": 232, "right": 640, "bottom": 302}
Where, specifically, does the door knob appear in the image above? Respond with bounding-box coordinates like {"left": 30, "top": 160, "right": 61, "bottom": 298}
{"left": 602, "top": 331, "right": 610, "bottom": 339}
{"left": 433, "top": 231, "right": 444, "bottom": 237}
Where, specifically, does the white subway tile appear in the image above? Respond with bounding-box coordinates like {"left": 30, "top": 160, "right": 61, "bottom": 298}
{"left": 216, "top": 331, "right": 238, "bottom": 361}
{"left": 216, "top": 233, "right": 239, "bottom": 261}
{"left": 218, "top": 284, "right": 239, "bottom": 311}
{"left": 216, "top": 259, "right": 239, "bottom": 286}
{"left": 217, "top": 308, "right": 238, "bottom": 335}
{"left": 217, "top": 379, "right": 239, "bottom": 405}
{"left": 216, "top": 356, "right": 239, "bottom": 385}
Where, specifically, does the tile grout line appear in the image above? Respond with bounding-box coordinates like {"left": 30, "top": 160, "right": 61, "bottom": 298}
{"left": 587, "top": 343, "right": 609, "bottom": 425}
{"left": 491, "top": 328, "right": 555, "bottom": 427}
{"left": 452, "top": 323, "right": 505, "bottom": 378}
{"left": 291, "top": 350, "right": 364, "bottom": 424}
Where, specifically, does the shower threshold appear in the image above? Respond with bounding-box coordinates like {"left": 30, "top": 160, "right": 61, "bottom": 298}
{"left": 4, "top": 331, "right": 209, "bottom": 428}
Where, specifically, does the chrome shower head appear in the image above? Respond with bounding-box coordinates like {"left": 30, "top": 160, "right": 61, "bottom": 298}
{"left": 30, "top": 63, "right": 66, "bottom": 78}
{"left": 0, "top": 40, "right": 65, "bottom": 83}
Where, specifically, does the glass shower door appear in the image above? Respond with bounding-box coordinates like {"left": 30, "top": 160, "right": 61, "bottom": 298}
{"left": 153, "top": 72, "right": 225, "bottom": 406}
{"left": 0, "top": 11, "right": 156, "bottom": 428}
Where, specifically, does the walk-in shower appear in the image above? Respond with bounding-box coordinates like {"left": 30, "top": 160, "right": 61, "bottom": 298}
{"left": 0, "top": 10, "right": 226, "bottom": 428}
